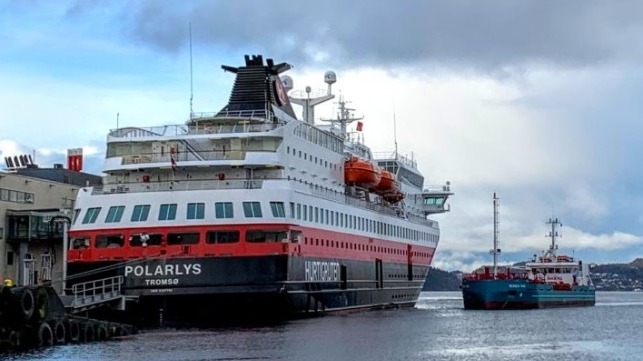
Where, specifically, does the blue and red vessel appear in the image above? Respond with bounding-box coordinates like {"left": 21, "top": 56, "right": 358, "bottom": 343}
{"left": 461, "top": 194, "right": 595, "bottom": 310}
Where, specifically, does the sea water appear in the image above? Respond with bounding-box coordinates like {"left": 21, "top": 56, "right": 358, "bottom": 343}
{"left": 5, "top": 292, "right": 643, "bottom": 361}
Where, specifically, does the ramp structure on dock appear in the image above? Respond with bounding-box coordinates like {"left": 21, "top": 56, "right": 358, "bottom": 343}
{"left": 61, "top": 276, "right": 137, "bottom": 314}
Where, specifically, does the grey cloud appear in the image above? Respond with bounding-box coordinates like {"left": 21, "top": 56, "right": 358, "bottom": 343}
{"left": 80, "top": 0, "right": 643, "bottom": 72}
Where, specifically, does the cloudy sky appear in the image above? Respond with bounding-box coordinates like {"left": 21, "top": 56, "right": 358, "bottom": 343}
{"left": 2, "top": 0, "right": 643, "bottom": 271}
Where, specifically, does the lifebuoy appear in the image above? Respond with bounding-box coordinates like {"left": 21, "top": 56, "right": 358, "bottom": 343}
{"left": 68, "top": 319, "right": 80, "bottom": 342}
{"left": 53, "top": 320, "right": 66, "bottom": 344}
{"left": 38, "top": 322, "right": 53, "bottom": 348}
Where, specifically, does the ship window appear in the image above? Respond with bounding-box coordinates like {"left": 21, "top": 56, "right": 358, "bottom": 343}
{"left": 243, "top": 202, "right": 263, "bottom": 218}
{"left": 95, "top": 234, "right": 124, "bottom": 248}
{"left": 167, "top": 232, "right": 200, "bottom": 245}
{"left": 82, "top": 207, "right": 102, "bottom": 224}
{"left": 105, "top": 206, "right": 125, "bottom": 223}
{"left": 290, "top": 231, "right": 302, "bottom": 243}
{"left": 246, "top": 230, "right": 288, "bottom": 243}
{"left": 206, "top": 230, "right": 239, "bottom": 244}
{"left": 158, "top": 203, "right": 177, "bottom": 221}
{"left": 215, "top": 202, "right": 234, "bottom": 218}
{"left": 289, "top": 202, "right": 295, "bottom": 218}
{"left": 296, "top": 203, "right": 301, "bottom": 220}
{"left": 131, "top": 205, "right": 151, "bottom": 222}
{"left": 270, "top": 202, "right": 286, "bottom": 218}
{"left": 71, "top": 237, "right": 90, "bottom": 249}
{"left": 187, "top": 202, "right": 205, "bottom": 220}
{"left": 71, "top": 209, "right": 81, "bottom": 225}
{"left": 130, "top": 233, "right": 162, "bottom": 247}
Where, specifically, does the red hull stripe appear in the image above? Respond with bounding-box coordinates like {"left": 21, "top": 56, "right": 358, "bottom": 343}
{"left": 68, "top": 223, "right": 436, "bottom": 265}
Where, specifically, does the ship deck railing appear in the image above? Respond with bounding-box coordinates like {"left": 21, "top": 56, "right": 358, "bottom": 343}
{"left": 372, "top": 151, "right": 418, "bottom": 169}
{"left": 90, "top": 179, "right": 437, "bottom": 228}
{"left": 108, "top": 119, "right": 282, "bottom": 140}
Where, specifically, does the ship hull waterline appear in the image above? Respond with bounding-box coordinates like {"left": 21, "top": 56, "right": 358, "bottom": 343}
{"left": 461, "top": 279, "right": 596, "bottom": 310}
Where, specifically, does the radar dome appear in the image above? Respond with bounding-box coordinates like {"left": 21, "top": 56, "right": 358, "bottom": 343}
{"left": 324, "top": 71, "right": 337, "bottom": 85}
{"left": 281, "top": 75, "right": 293, "bottom": 92}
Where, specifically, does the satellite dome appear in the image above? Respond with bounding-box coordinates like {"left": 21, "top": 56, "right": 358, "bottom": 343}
{"left": 324, "top": 71, "right": 337, "bottom": 85}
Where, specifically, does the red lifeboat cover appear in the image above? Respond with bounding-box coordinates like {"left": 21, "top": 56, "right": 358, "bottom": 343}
{"left": 344, "top": 157, "right": 382, "bottom": 188}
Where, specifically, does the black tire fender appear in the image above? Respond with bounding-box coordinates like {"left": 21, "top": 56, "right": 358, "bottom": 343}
{"left": 38, "top": 322, "right": 53, "bottom": 348}
{"left": 53, "top": 320, "right": 66, "bottom": 344}
{"left": 68, "top": 319, "right": 80, "bottom": 342}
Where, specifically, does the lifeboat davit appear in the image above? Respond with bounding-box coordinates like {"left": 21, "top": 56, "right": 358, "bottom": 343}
{"left": 383, "top": 191, "right": 405, "bottom": 203}
{"left": 345, "top": 157, "right": 382, "bottom": 188}
{"left": 372, "top": 170, "right": 396, "bottom": 194}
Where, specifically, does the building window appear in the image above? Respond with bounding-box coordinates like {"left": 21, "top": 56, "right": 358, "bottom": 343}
{"left": 131, "top": 205, "right": 151, "bottom": 222}
{"left": 215, "top": 202, "right": 233, "bottom": 219}
{"left": 105, "top": 206, "right": 125, "bottom": 223}
{"left": 6, "top": 251, "right": 13, "bottom": 265}
{"left": 270, "top": 202, "right": 286, "bottom": 218}
{"left": 158, "top": 203, "right": 177, "bottom": 221}
{"left": 243, "top": 202, "right": 263, "bottom": 218}
{"left": 82, "top": 207, "right": 101, "bottom": 224}
{"left": 187, "top": 202, "right": 205, "bottom": 220}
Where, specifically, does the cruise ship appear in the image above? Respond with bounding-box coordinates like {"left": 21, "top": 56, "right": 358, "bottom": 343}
{"left": 66, "top": 55, "right": 453, "bottom": 324}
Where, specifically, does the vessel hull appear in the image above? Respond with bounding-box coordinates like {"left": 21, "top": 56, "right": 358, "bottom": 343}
{"left": 68, "top": 254, "right": 429, "bottom": 325}
{"left": 461, "top": 279, "right": 596, "bottom": 310}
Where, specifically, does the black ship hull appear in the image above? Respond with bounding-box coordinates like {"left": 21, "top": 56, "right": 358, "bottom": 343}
{"left": 67, "top": 255, "right": 429, "bottom": 326}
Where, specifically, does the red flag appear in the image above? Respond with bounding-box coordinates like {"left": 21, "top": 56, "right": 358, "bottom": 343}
{"left": 356, "top": 121, "right": 363, "bottom": 131}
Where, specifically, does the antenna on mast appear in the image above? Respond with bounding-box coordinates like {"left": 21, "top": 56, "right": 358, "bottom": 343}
{"left": 189, "top": 21, "right": 194, "bottom": 120}
{"left": 393, "top": 100, "right": 398, "bottom": 157}
{"left": 116, "top": 112, "right": 120, "bottom": 129}
{"left": 490, "top": 193, "right": 501, "bottom": 279}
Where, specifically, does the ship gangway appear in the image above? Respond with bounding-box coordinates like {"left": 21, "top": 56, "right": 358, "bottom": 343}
{"left": 61, "top": 275, "right": 138, "bottom": 314}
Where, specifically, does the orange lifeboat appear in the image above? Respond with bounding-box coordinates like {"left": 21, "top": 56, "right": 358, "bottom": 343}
{"left": 372, "top": 170, "right": 396, "bottom": 194}
{"left": 345, "top": 157, "right": 382, "bottom": 188}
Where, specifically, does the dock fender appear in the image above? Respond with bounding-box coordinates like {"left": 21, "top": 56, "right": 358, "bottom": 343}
{"left": 68, "top": 319, "right": 80, "bottom": 342}
{"left": 53, "top": 320, "right": 66, "bottom": 344}
{"left": 83, "top": 322, "right": 96, "bottom": 342}
{"left": 96, "top": 323, "right": 108, "bottom": 341}
{"left": 83, "top": 323, "right": 95, "bottom": 342}
{"left": 35, "top": 287, "right": 49, "bottom": 321}
{"left": 37, "top": 322, "right": 53, "bottom": 348}
{"left": 16, "top": 288, "right": 35, "bottom": 320}
{"left": 8, "top": 330, "right": 21, "bottom": 348}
